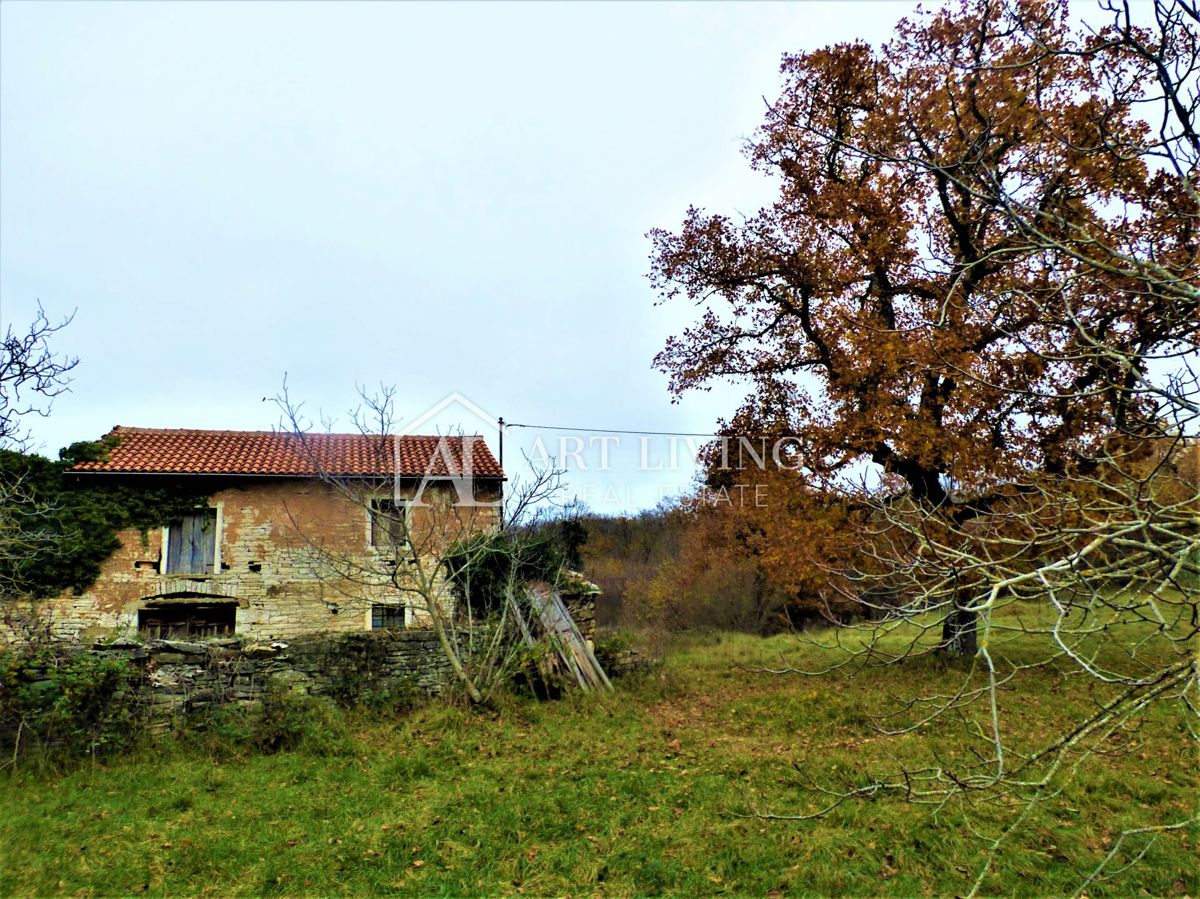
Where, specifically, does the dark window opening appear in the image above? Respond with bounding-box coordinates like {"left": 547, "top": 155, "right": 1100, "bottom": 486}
{"left": 138, "top": 603, "right": 235, "bottom": 639}
{"left": 370, "top": 498, "right": 408, "bottom": 548}
{"left": 371, "top": 604, "right": 407, "bottom": 630}
{"left": 473, "top": 479, "right": 502, "bottom": 505}
{"left": 165, "top": 509, "right": 217, "bottom": 575}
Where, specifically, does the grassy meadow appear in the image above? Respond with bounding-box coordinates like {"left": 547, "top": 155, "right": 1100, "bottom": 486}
{"left": 1, "top": 605, "right": 1195, "bottom": 897}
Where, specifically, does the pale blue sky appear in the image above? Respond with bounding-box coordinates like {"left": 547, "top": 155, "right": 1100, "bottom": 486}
{"left": 1, "top": 1, "right": 921, "bottom": 511}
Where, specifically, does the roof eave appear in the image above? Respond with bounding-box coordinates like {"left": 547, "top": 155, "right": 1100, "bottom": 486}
{"left": 65, "top": 470, "right": 507, "bottom": 480}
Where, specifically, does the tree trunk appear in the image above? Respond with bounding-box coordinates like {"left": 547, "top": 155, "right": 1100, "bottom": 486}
{"left": 423, "top": 591, "right": 486, "bottom": 704}
{"left": 939, "top": 596, "right": 979, "bottom": 657}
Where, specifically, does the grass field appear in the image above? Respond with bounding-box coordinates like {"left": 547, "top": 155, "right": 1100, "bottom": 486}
{"left": 1, "top": 608, "right": 1195, "bottom": 897}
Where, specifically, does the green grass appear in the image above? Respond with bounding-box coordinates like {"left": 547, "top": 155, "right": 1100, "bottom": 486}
{"left": 2, "top": 608, "right": 1195, "bottom": 897}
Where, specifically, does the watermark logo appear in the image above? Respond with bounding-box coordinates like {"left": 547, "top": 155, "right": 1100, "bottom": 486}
{"left": 395, "top": 392, "right": 501, "bottom": 509}
{"left": 393, "top": 392, "right": 804, "bottom": 511}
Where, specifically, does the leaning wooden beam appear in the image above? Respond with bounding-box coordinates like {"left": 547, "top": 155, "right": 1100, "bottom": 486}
{"left": 527, "top": 585, "right": 612, "bottom": 692}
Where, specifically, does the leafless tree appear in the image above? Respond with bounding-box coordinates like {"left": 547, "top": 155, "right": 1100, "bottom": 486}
{"left": 0, "top": 305, "right": 77, "bottom": 625}
{"left": 272, "top": 381, "right": 583, "bottom": 705}
{"left": 0, "top": 304, "right": 78, "bottom": 451}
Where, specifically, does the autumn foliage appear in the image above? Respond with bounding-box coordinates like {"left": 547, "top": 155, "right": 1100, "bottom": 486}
{"left": 641, "top": 0, "right": 1198, "bottom": 645}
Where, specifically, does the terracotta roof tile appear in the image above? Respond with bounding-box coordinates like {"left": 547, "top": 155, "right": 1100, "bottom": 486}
{"left": 70, "top": 427, "right": 503, "bottom": 478}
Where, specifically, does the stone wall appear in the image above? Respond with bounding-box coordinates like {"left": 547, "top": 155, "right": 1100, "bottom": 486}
{"left": 4, "top": 621, "right": 636, "bottom": 754}
{"left": 92, "top": 630, "right": 452, "bottom": 720}
{"left": 564, "top": 592, "right": 597, "bottom": 644}
{"left": 16, "top": 606, "right": 605, "bottom": 724}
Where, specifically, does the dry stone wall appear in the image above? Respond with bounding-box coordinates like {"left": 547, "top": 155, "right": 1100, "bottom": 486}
{"left": 98, "top": 630, "right": 452, "bottom": 719}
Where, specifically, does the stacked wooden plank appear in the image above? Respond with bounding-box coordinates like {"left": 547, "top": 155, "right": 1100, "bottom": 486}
{"left": 522, "top": 584, "right": 612, "bottom": 692}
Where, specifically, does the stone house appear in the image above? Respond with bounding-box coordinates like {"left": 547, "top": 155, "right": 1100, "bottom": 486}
{"left": 39, "top": 426, "right": 504, "bottom": 642}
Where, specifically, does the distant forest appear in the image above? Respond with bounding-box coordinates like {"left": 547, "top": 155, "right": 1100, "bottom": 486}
{"left": 571, "top": 503, "right": 855, "bottom": 636}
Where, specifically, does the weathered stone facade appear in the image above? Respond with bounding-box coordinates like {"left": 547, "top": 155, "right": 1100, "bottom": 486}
{"left": 32, "top": 476, "right": 498, "bottom": 643}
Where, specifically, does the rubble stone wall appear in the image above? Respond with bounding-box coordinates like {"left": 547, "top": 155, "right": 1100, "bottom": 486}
{"left": 93, "top": 630, "right": 452, "bottom": 719}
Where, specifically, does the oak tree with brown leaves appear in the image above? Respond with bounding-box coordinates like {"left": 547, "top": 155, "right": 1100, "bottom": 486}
{"left": 651, "top": 0, "right": 1197, "bottom": 651}
{"left": 653, "top": 0, "right": 1198, "bottom": 891}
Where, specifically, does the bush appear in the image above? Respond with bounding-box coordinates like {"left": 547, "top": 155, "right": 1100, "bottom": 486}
{"left": 443, "top": 530, "right": 569, "bottom": 616}
{"left": 252, "top": 687, "right": 353, "bottom": 756}
{"left": 174, "top": 683, "right": 355, "bottom": 759}
{"left": 0, "top": 645, "right": 142, "bottom": 766}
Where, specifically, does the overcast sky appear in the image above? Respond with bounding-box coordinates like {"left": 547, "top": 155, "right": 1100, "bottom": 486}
{"left": 1, "top": 1, "right": 922, "bottom": 513}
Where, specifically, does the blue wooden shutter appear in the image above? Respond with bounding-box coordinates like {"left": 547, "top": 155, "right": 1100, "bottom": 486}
{"left": 166, "top": 522, "right": 185, "bottom": 573}
{"left": 166, "top": 510, "right": 216, "bottom": 574}
{"left": 192, "top": 510, "right": 216, "bottom": 574}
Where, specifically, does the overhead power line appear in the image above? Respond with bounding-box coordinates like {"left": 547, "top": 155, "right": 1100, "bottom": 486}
{"left": 504, "top": 421, "right": 724, "bottom": 438}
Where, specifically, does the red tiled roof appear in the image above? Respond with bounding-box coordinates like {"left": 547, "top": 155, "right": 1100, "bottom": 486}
{"left": 69, "top": 427, "right": 504, "bottom": 478}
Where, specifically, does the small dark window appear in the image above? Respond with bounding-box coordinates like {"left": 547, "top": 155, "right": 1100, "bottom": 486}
{"left": 165, "top": 509, "right": 217, "bottom": 574}
{"left": 473, "top": 479, "right": 502, "bottom": 506}
{"left": 371, "top": 604, "right": 407, "bottom": 630}
{"left": 370, "top": 498, "right": 408, "bottom": 547}
{"left": 138, "top": 603, "right": 235, "bottom": 639}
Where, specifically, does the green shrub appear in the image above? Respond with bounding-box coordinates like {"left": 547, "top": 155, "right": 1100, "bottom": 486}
{"left": 0, "top": 645, "right": 142, "bottom": 765}
{"left": 593, "top": 629, "right": 635, "bottom": 655}
{"left": 170, "top": 683, "right": 356, "bottom": 758}
{"left": 171, "top": 702, "right": 258, "bottom": 760}
{"left": 443, "top": 530, "right": 569, "bottom": 615}
{"left": 358, "top": 678, "right": 425, "bottom": 715}
{"left": 251, "top": 686, "right": 354, "bottom": 756}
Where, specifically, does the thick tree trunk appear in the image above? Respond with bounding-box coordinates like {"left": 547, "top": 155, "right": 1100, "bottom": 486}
{"left": 939, "top": 596, "right": 979, "bottom": 657}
